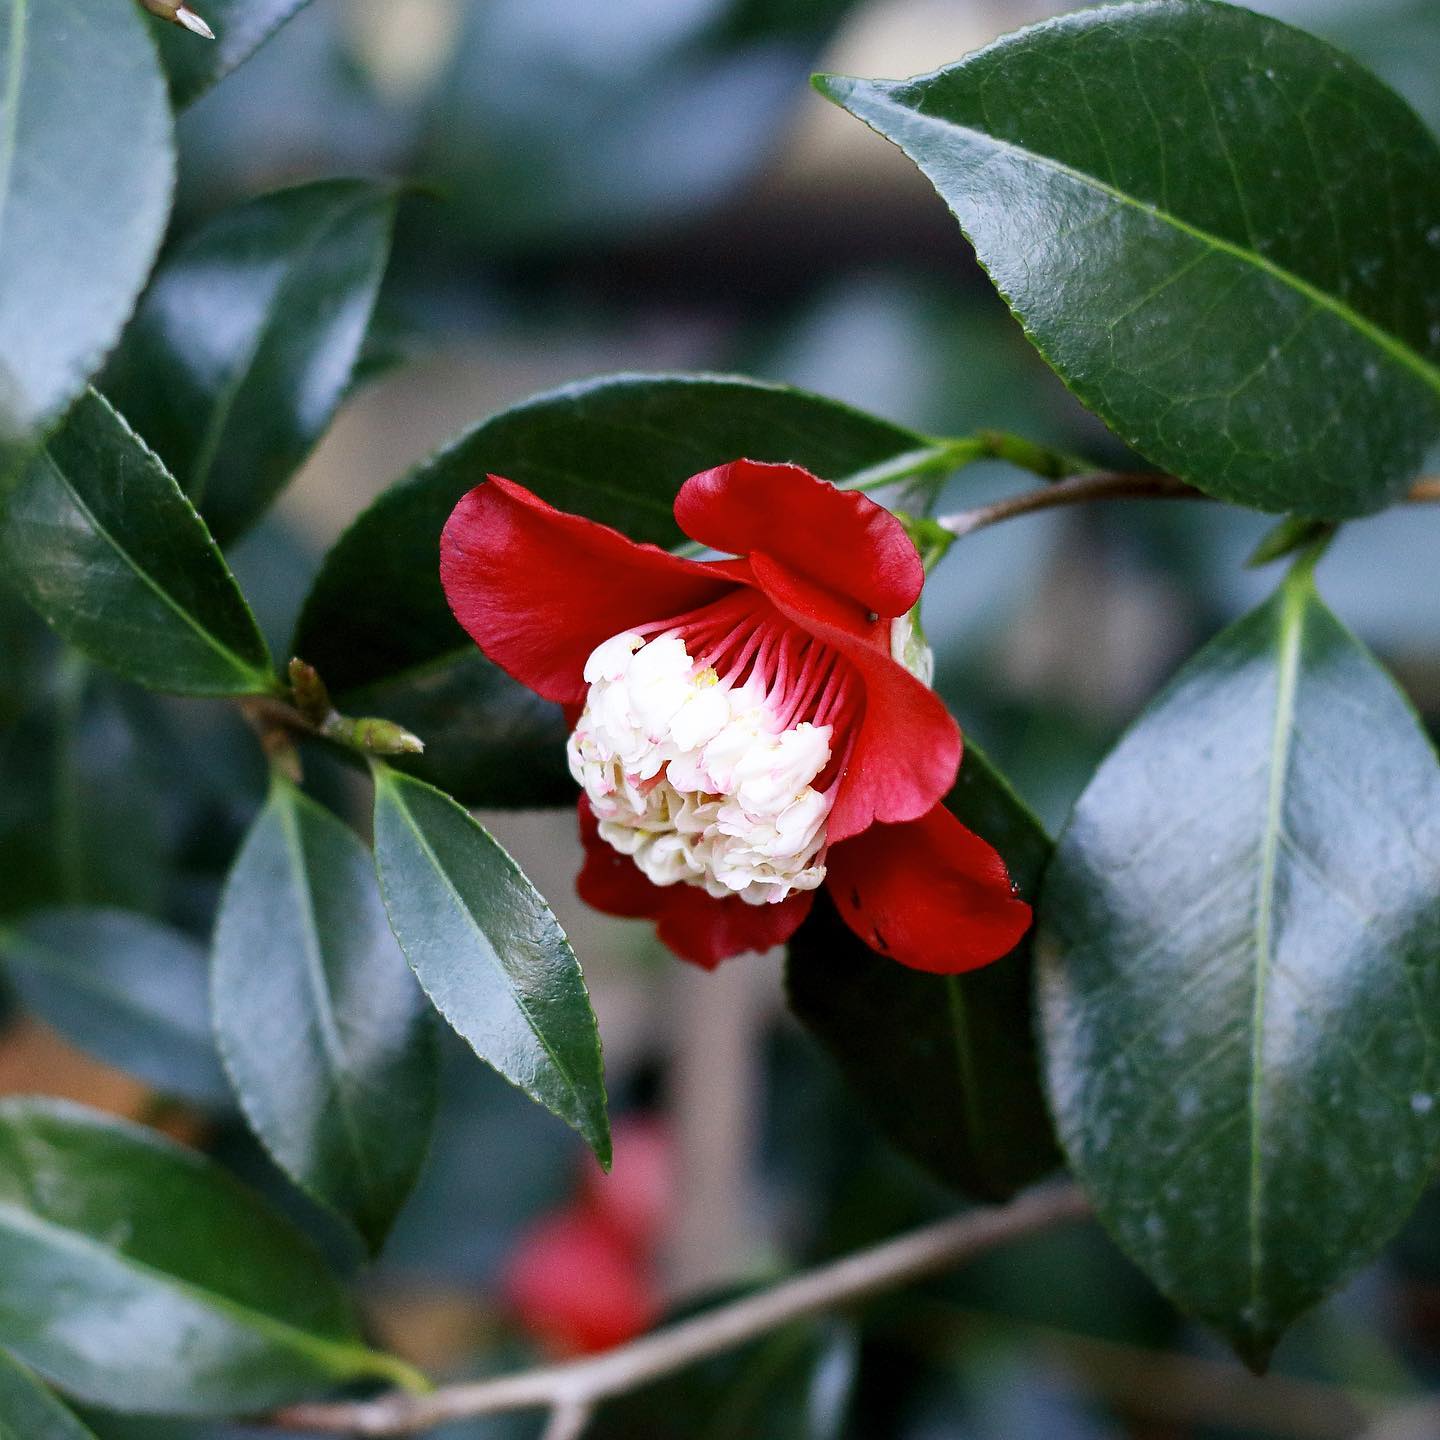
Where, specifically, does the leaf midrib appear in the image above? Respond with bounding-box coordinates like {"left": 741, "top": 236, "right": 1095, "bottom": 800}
{"left": 1248, "top": 579, "right": 1307, "bottom": 1326}
{"left": 846, "top": 82, "right": 1440, "bottom": 398}
{"left": 274, "top": 791, "right": 380, "bottom": 1207}
{"left": 377, "top": 775, "right": 598, "bottom": 1138}
{"left": 49, "top": 446, "right": 269, "bottom": 690}
{"left": 0, "top": 1197, "right": 372, "bottom": 1377}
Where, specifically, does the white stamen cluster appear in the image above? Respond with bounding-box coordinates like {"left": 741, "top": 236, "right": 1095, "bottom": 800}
{"left": 568, "top": 630, "right": 835, "bottom": 906}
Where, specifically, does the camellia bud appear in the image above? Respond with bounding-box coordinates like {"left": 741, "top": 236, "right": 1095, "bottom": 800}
{"left": 137, "top": 0, "right": 215, "bottom": 39}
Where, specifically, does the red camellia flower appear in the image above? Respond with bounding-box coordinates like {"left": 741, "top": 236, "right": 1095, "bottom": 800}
{"left": 502, "top": 1117, "right": 672, "bottom": 1356}
{"left": 441, "top": 459, "right": 1031, "bottom": 971}
{"left": 501, "top": 1205, "right": 660, "bottom": 1356}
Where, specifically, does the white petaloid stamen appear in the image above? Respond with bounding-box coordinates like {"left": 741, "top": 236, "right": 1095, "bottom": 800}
{"left": 570, "top": 598, "right": 936, "bottom": 907}
{"left": 569, "top": 626, "right": 838, "bottom": 906}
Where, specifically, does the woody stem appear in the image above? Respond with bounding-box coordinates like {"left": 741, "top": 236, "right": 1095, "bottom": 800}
{"left": 935, "top": 470, "right": 1440, "bottom": 539}
{"left": 266, "top": 1183, "right": 1089, "bottom": 1437}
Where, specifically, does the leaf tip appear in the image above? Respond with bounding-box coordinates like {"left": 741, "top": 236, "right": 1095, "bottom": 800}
{"left": 810, "top": 72, "right": 857, "bottom": 105}
{"left": 1231, "top": 1328, "right": 1279, "bottom": 1377}
{"left": 585, "top": 1110, "right": 614, "bottom": 1173}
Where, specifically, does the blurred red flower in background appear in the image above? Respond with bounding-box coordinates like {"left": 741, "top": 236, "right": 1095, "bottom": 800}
{"left": 503, "top": 1117, "right": 673, "bottom": 1356}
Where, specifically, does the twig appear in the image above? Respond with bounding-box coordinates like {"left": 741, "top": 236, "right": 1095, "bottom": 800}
{"left": 540, "top": 1400, "right": 594, "bottom": 1440}
{"left": 269, "top": 1183, "right": 1090, "bottom": 1436}
{"left": 935, "top": 470, "right": 1440, "bottom": 539}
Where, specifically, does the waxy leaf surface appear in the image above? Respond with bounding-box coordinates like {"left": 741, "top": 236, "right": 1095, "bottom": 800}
{"left": 0, "top": 1351, "right": 96, "bottom": 1440}
{"left": 371, "top": 767, "right": 610, "bottom": 1164}
{"left": 213, "top": 779, "right": 437, "bottom": 1254}
{"left": 1038, "top": 563, "right": 1440, "bottom": 1365}
{"left": 788, "top": 744, "right": 1059, "bottom": 1200}
{"left": 0, "top": 0, "right": 173, "bottom": 479}
{"left": 819, "top": 0, "right": 1440, "bottom": 517}
{"left": 0, "top": 908, "right": 229, "bottom": 1108}
{"left": 0, "top": 391, "right": 272, "bottom": 695}
{"left": 0, "top": 1098, "right": 412, "bottom": 1413}
{"left": 105, "top": 180, "right": 396, "bottom": 544}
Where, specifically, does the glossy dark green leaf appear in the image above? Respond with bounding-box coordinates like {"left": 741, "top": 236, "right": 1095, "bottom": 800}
{"left": 294, "top": 373, "right": 931, "bottom": 695}
{"left": 0, "top": 391, "right": 273, "bottom": 695}
{"left": 0, "top": 1351, "right": 96, "bottom": 1440}
{"left": 788, "top": 744, "right": 1059, "bottom": 1201}
{"left": 337, "top": 652, "right": 574, "bottom": 809}
{"left": 1037, "top": 560, "right": 1440, "bottom": 1366}
{"left": 213, "top": 777, "right": 436, "bottom": 1254}
{"left": 0, "top": 0, "right": 173, "bottom": 481}
{"left": 104, "top": 180, "right": 396, "bottom": 544}
{"left": 0, "top": 907, "right": 228, "bottom": 1108}
{"left": 148, "top": 0, "right": 314, "bottom": 108}
{"left": 371, "top": 766, "right": 610, "bottom": 1164}
{"left": 0, "top": 1097, "right": 421, "bottom": 1413}
{"left": 818, "top": 0, "right": 1440, "bottom": 518}
{"left": 588, "top": 1317, "right": 856, "bottom": 1440}
{"left": 0, "top": 667, "right": 169, "bottom": 918}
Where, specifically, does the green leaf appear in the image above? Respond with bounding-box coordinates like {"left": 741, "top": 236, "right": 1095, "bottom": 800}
{"left": 0, "top": 390, "right": 273, "bottom": 696}
{"left": 817, "top": 0, "right": 1440, "bottom": 519}
{"left": 147, "top": 0, "right": 314, "bottom": 109}
{"left": 0, "top": 908, "right": 229, "bottom": 1109}
{"left": 0, "top": 1350, "right": 97, "bottom": 1440}
{"left": 104, "top": 180, "right": 397, "bottom": 545}
{"left": 294, "top": 373, "right": 931, "bottom": 696}
{"left": 0, "top": 0, "right": 173, "bottom": 481}
{"left": 0, "top": 668, "right": 169, "bottom": 918}
{"left": 371, "top": 766, "right": 610, "bottom": 1165}
{"left": 787, "top": 744, "right": 1060, "bottom": 1201}
{"left": 1037, "top": 560, "right": 1440, "bottom": 1366}
{"left": 0, "top": 1097, "right": 421, "bottom": 1414}
{"left": 213, "top": 777, "right": 437, "bottom": 1254}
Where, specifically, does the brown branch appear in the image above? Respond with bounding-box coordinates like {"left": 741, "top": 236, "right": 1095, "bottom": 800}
{"left": 936, "top": 470, "right": 1440, "bottom": 540}
{"left": 269, "top": 1183, "right": 1090, "bottom": 1437}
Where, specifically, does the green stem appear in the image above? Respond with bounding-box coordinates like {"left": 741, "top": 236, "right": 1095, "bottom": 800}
{"left": 831, "top": 438, "right": 986, "bottom": 495}
{"left": 361, "top": 1349, "right": 433, "bottom": 1396}
{"left": 971, "top": 429, "right": 1093, "bottom": 481}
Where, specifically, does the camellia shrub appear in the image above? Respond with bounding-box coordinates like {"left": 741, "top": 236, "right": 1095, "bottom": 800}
{"left": 0, "top": 0, "right": 1437, "bottom": 1434}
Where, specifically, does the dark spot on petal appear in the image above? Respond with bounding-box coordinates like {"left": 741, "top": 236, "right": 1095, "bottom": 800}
{"left": 866, "top": 610, "right": 880, "bottom": 625}
{"left": 871, "top": 924, "right": 890, "bottom": 952}
{"left": 850, "top": 886, "right": 862, "bottom": 908}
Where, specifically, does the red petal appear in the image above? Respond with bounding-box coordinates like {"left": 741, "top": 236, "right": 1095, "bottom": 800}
{"left": 825, "top": 805, "right": 1032, "bottom": 974}
{"left": 576, "top": 801, "right": 812, "bottom": 968}
{"left": 674, "top": 460, "right": 923, "bottom": 619}
{"left": 655, "top": 886, "right": 813, "bottom": 970}
{"left": 748, "top": 553, "right": 960, "bottom": 842}
{"left": 441, "top": 475, "right": 736, "bottom": 705}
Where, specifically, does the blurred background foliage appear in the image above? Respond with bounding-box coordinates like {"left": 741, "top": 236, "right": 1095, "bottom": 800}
{"left": 2, "top": 0, "right": 1438, "bottom": 1435}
